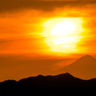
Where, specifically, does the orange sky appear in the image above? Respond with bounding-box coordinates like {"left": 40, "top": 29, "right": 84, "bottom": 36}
{"left": 0, "top": 5, "right": 96, "bottom": 56}
{"left": 0, "top": 0, "right": 96, "bottom": 81}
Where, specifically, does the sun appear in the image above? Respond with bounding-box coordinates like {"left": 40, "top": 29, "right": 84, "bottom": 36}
{"left": 43, "top": 18, "right": 84, "bottom": 53}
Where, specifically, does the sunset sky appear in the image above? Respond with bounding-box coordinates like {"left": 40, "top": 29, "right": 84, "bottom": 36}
{"left": 0, "top": 0, "right": 96, "bottom": 81}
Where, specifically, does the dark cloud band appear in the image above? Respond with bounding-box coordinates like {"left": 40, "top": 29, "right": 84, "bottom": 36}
{"left": 0, "top": 0, "right": 96, "bottom": 12}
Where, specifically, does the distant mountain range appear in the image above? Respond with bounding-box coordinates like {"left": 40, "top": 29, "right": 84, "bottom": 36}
{"left": 0, "top": 55, "right": 96, "bottom": 88}
{"left": 0, "top": 73, "right": 96, "bottom": 88}
{"left": 59, "top": 55, "right": 96, "bottom": 79}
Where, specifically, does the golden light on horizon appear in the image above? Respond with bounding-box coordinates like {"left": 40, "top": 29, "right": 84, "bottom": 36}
{"left": 43, "top": 18, "right": 84, "bottom": 53}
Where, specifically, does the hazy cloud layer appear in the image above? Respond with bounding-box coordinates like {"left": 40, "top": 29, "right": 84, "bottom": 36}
{"left": 0, "top": 0, "right": 95, "bottom": 54}
{"left": 0, "top": 0, "right": 96, "bottom": 12}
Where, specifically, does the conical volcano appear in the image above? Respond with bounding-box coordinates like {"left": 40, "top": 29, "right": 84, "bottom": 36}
{"left": 60, "top": 55, "right": 96, "bottom": 79}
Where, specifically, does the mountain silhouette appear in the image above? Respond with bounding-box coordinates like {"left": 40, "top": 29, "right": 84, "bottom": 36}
{"left": 0, "top": 55, "right": 96, "bottom": 88}
{"left": 60, "top": 55, "right": 96, "bottom": 79}
{"left": 0, "top": 73, "right": 96, "bottom": 88}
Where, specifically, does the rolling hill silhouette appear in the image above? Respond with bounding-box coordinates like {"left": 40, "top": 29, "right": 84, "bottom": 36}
{"left": 0, "top": 73, "right": 96, "bottom": 88}
{"left": 60, "top": 55, "right": 96, "bottom": 79}
{"left": 0, "top": 55, "right": 96, "bottom": 88}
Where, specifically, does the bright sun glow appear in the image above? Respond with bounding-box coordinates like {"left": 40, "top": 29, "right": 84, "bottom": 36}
{"left": 43, "top": 18, "right": 84, "bottom": 53}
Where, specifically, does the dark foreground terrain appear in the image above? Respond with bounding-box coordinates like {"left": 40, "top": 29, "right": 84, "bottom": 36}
{"left": 0, "top": 73, "right": 96, "bottom": 88}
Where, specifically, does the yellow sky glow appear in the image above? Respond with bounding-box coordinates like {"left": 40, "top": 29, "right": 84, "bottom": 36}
{"left": 43, "top": 18, "right": 85, "bottom": 53}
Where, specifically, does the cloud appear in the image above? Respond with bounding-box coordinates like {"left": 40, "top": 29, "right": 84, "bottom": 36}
{"left": 0, "top": 0, "right": 96, "bottom": 12}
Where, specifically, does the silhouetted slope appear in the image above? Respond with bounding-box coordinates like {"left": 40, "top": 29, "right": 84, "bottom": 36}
{"left": 0, "top": 80, "right": 17, "bottom": 88}
{"left": 0, "top": 73, "right": 96, "bottom": 88}
{"left": 19, "top": 73, "right": 84, "bottom": 88}
{"left": 60, "top": 55, "right": 96, "bottom": 79}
